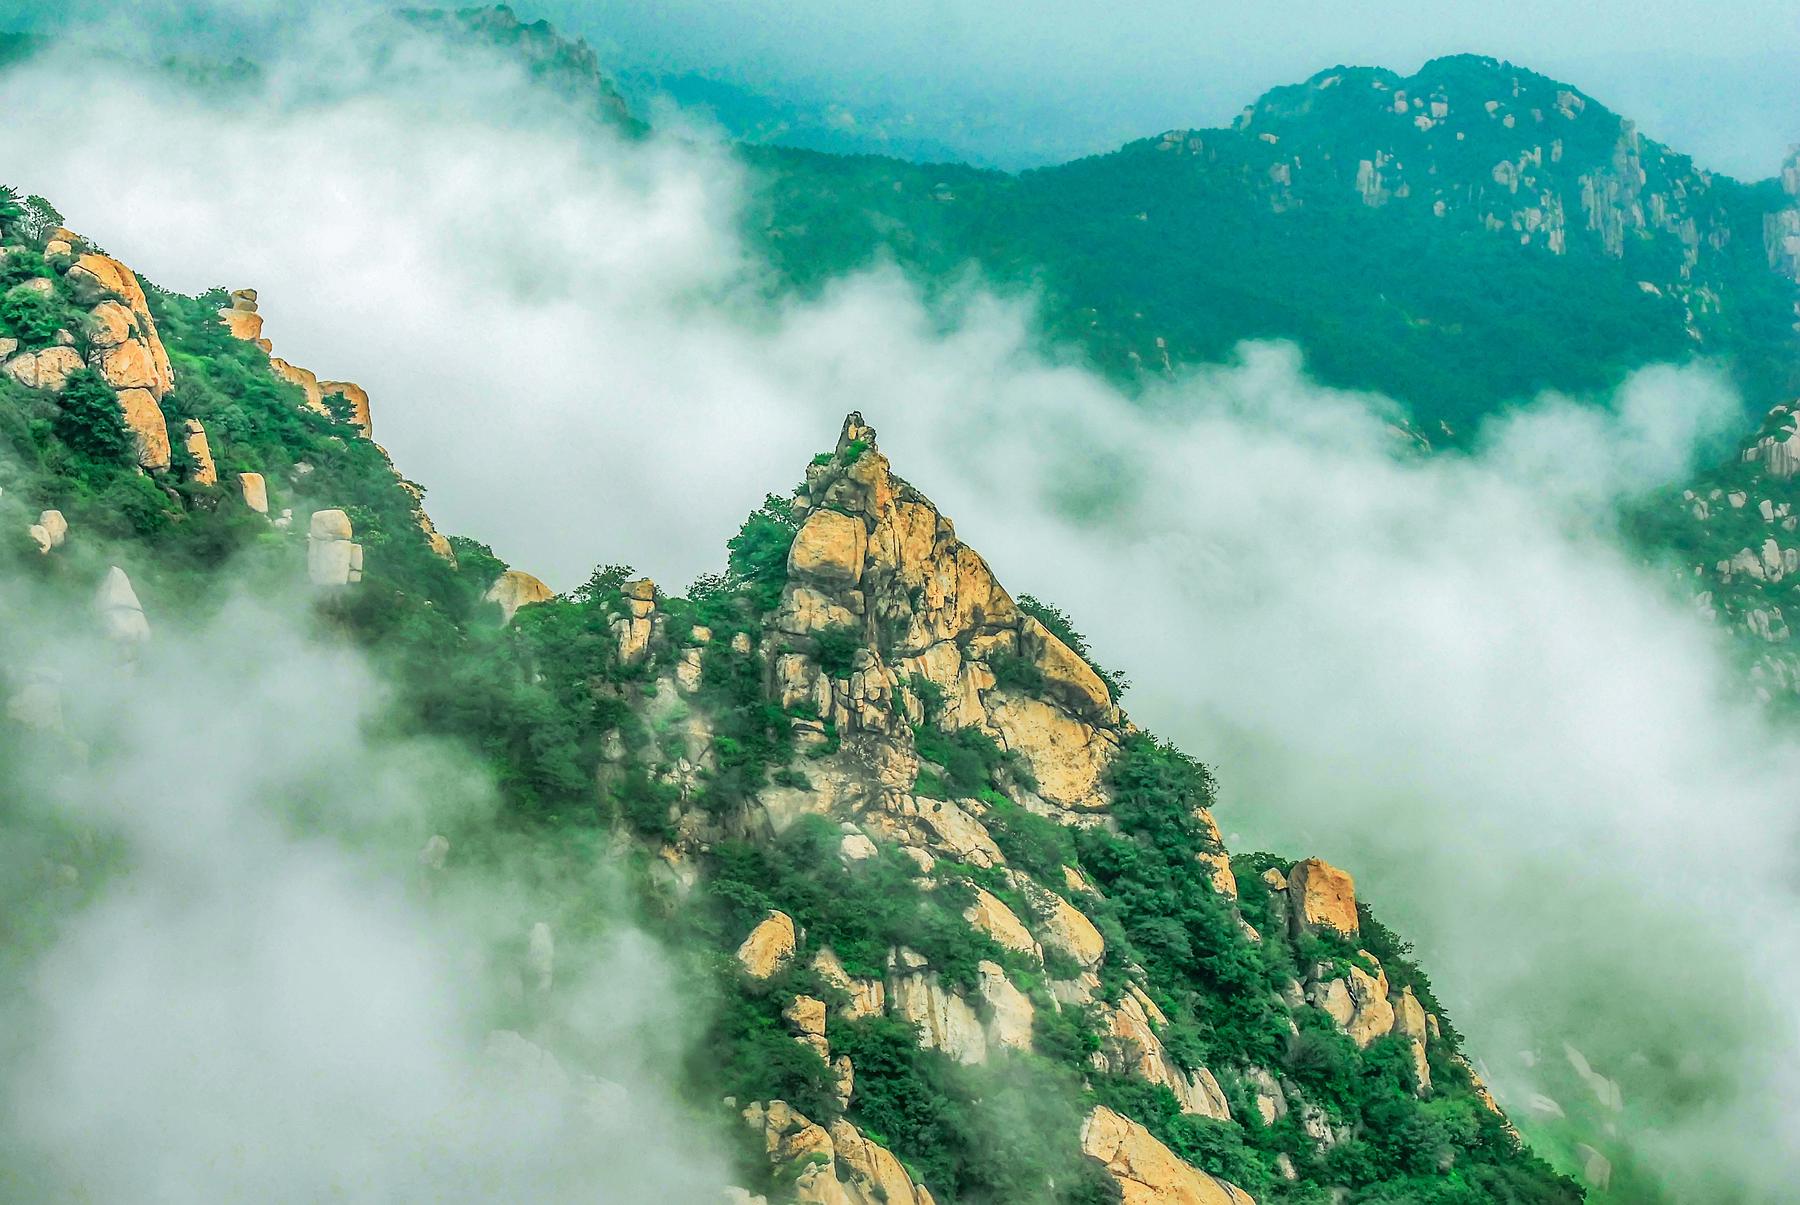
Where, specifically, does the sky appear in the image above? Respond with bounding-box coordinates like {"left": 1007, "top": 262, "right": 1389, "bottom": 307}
{"left": 4, "top": 4, "right": 1800, "bottom": 1197}
{"left": 7, "top": 0, "right": 1799, "bottom": 175}
{"left": 536, "top": 0, "right": 1800, "bottom": 176}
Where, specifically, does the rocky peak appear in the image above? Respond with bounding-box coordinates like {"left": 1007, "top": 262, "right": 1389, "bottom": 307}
{"left": 775, "top": 412, "right": 1122, "bottom": 820}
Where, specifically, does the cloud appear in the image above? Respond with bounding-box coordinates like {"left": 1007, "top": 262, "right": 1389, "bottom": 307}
{"left": 3, "top": 14, "right": 1799, "bottom": 1196}
{"left": 0, "top": 585, "right": 731, "bottom": 1198}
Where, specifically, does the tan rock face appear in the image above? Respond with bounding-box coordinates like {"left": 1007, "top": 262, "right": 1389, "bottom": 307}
{"left": 117, "top": 388, "right": 171, "bottom": 471}
{"left": 319, "top": 380, "right": 372, "bottom": 437}
{"left": 735, "top": 910, "right": 797, "bottom": 979}
{"left": 484, "top": 569, "right": 555, "bottom": 624}
{"left": 85, "top": 300, "right": 135, "bottom": 349}
{"left": 772, "top": 414, "right": 1127, "bottom": 813}
{"left": 887, "top": 951, "right": 987, "bottom": 1065}
{"left": 963, "top": 887, "right": 1040, "bottom": 958}
{"left": 1288, "top": 857, "right": 1359, "bottom": 937}
{"left": 812, "top": 947, "right": 885, "bottom": 1019}
{"left": 183, "top": 419, "right": 217, "bottom": 485}
{"left": 1015, "top": 874, "right": 1105, "bottom": 968}
{"left": 1020, "top": 615, "right": 1112, "bottom": 718}
{"left": 2, "top": 345, "right": 84, "bottom": 392}
{"left": 239, "top": 472, "right": 269, "bottom": 514}
{"left": 218, "top": 307, "right": 265, "bottom": 343}
{"left": 744, "top": 1102, "right": 934, "bottom": 1205}
{"left": 974, "top": 961, "right": 1034, "bottom": 1052}
{"left": 66, "top": 254, "right": 173, "bottom": 400}
{"left": 1080, "top": 1106, "right": 1255, "bottom": 1205}
{"left": 789, "top": 507, "right": 867, "bottom": 589}
{"left": 270, "top": 357, "right": 326, "bottom": 414}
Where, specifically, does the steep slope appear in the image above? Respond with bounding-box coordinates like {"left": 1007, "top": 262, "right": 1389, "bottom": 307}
{"left": 0, "top": 190, "right": 1593, "bottom": 1201}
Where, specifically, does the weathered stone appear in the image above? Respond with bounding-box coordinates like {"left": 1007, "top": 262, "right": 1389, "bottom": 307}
{"left": 2, "top": 345, "right": 83, "bottom": 392}
{"left": 183, "top": 419, "right": 217, "bottom": 484}
{"left": 319, "top": 380, "right": 372, "bottom": 436}
{"left": 117, "top": 388, "right": 171, "bottom": 470}
{"left": 34, "top": 509, "right": 67, "bottom": 551}
{"left": 86, "top": 300, "right": 135, "bottom": 349}
{"left": 270, "top": 357, "right": 326, "bottom": 413}
{"left": 1024, "top": 879, "right": 1106, "bottom": 968}
{"left": 790, "top": 507, "right": 867, "bottom": 589}
{"left": 783, "top": 994, "right": 828, "bottom": 1038}
{"left": 988, "top": 694, "right": 1116, "bottom": 811}
{"left": 1020, "top": 614, "right": 1111, "bottom": 718}
{"left": 239, "top": 472, "right": 269, "bottom": 514}
{"left": 1080, "top": 1106, "right": 1255, "bottom": 1205}
{"left": 526, "top": 921, "right": 554, "bottom": 992}
{"left": 484, "top": 569, "right": 555, "bottom": 624}
{"left": 962, "top": 887, "right": 1040, "bottom": 958}
{"left": 812, "top": 947, "right": 885, "bottom": 1019}
{"left": 218, "top": 306, "right": 265, "bottom": 343}
{"left": 975, "top": 961, "right": 1034, "bottom": 1051}
{"left": 888, "top": 950, "right": 987, "bottom": 1064}
{"left": 307, "top": 509, "right": 359, "bottom": 587}
{"left": 736, "top": 911, "right": 797, "bottom": 979}
{"left": 1288, "top": 857, "right": 1358, "bottom": 937}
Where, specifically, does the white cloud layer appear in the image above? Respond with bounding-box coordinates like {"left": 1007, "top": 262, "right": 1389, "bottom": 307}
{"left": 3, "top": 15, "right": 1798, "bottom": 1196}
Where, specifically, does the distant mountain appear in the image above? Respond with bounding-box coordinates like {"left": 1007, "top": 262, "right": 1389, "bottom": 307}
{"left": 747, "top": 55, "right": 1800, "bottom": 436}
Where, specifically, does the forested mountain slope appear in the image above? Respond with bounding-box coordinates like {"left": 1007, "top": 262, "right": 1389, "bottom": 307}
{"left": 0, "top": 191, "right": 1592, "bottom": 1202}
{"left": 748, "top": 59, "right": 1800, "bottom": 435}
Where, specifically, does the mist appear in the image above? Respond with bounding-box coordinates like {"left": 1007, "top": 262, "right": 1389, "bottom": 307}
{"left": 3, "top": 10, "right": 1799, "bottom": 1198}
{"left": 0, "top": 581, "right": 732, "bottom": 1199}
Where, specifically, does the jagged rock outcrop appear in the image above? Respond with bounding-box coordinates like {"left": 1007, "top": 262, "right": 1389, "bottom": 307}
{"left": 735, "top": 910, "right": 797, "bottom": 979}
{"left": 1080, "top": 1106, "right": 1255, "bottom": 1204}
{"left": 742, "top": 1100, "right": 937, "bottom": 1205}
{"left": 1093, "top": 986, "right": 1231, "bottom": 1119}
{"left": 484, "top": 569, "right": 555, "bottom": 624}
{"left": 1307, "top": 956, "right": 1396, "bottom": 1048}
{"left": 1287, "top": 857, "right": 1358, "bottom": 937}
{"left": 775, "top": 414, "right": 1122, "bottom": 818}
{"left": 306, "top": 508, "right": 363, "bottom": 587}
{"left": 812, "top": 948, "right": 885, "bottom": 1019}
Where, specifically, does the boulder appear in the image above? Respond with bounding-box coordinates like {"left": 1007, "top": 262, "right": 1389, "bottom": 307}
{"left": 64, "top": 254, "right": 173, "bottom": 397}
{"left": 117, "top": 388, "right": 171, "bottom": 470}
{"left": 239, "top": 472, "right": 269, "bottom": 514}
{"left": 484, "top": 569, "right": 555, "bottom": 624}
{"left": 307, "top": 508, "right": 360, "bottom": 587}
{"left": 1080, "top": 1106, "right": 1255, "bottom": 1205}
{"left": 34, "top": 509, "right": 67, "bottom": 551}
{"left": 2, "top": 345, "right": 83, "bottom": 392}
{"left": 1288, "top": 857, "right": 1358, "bottom": 937}
{"left": 988, "top": 694, "right": 1117, "bottom": 811}
{"left": 182, "top": 419, "right": 217, "bottom": 484}
{"left": 218, "top": 307, "right": 265, "bottom": 343}
{"left": 1392, "top": 987, "right": 1432, "bottom": 1092}
{"left": 85, "top": 300, "right": 135, "bottom": 349}
{"left": 94, "top": 566, "right": 149, "bottom": 644}
{"left": 736, "top": 911, "right": 797, "bottom": 979}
